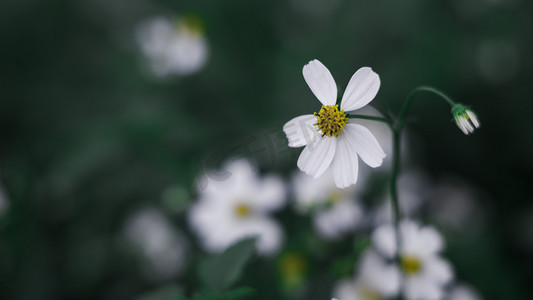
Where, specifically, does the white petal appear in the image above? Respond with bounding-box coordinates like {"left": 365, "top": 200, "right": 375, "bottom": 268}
{"left": 303, "top": 59, "right": 337, "bottom": 106}
{"left": 467, "top": 111, "right": 480, "bottom": 128}
{"left": 297, "top": 137, "right": 336, "bottom": 178}
{"left": 283, "top": 114, "right": 320, "bottom": 148}
{"left": 331, "top": 136, "right": 359, "bottom": 188}
{"left": 333, "top": 279, "right": 358, "bottom": 300}
{"left": 404, "top": 277, "right": 443, "bottom": 300}
{"left": 340, "top": 67, "right": 380, "bottom": 112}
{"left": 424, "top": 257, "right": 453, "bottom": 284}
{"left": 343, "top": 124, "right": 386, "bottom": 168}
{"left": 371, "top": 224, "right": 396, "bottom": 258}
{"left": 254, "top": 175, "right": 287, "bottom": 212}
{"left": 314, "top": 200, "right": 362, "bottom": 239}
{"left": 416, "top": 226, "right": 444, "bottom": 255}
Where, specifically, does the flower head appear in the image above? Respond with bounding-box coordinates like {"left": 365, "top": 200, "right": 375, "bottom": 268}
{"left": 292, "top": 170, "right": 364, "bottom": 240}
{"left": 283, "top": 59, "right": 386, "bottom": 189}
{"left": 372, "top": 220, "right": 454, "bottom": 300}
{"left": 452, "top": 104, "right": 480, "bottom": 135}
{"left": 188, "top": 158, "right": 286, "bottom": 255}
{"left": 333, "top": 250, "right": 400, "bottom": 300}
{"left": 136, "top": 14, "right": 209, "bottom": 77}
{"left": 124, "top": 208, "right": 187, "bottom": 280}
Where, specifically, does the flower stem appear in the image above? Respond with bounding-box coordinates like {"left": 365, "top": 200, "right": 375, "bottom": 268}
{"left": 390, "top": 128, "right": 404, "bottom": 300}
{"left": 389, "top": 86, "right": 457, "bottom": 300}
{"left": 395, "top": 86, "right": 456, "bottom": 131}
{"left": 345, "top": 114, "right": 393, "bottom": 129}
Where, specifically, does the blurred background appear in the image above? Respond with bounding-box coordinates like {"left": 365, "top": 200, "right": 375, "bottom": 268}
{"left": 1, "top": 0, "right": 533, "bottom": 299}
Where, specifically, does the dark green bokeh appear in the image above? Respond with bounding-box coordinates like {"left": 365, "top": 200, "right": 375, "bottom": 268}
{"left": 1, "top": 0, "right": 532, "bottom": 299}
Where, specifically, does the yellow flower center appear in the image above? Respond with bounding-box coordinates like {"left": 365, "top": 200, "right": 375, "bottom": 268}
{"left": 177, "top": 14, "right": 205, "bottom": 37}
{"left": 327, "top": 189, "right": 344, "bottom": 205}
{"left": 234, "top": 203, "right": 251, "bottom": 217}
{"left": 314, "top": 105, "right": 348, "bottom": 137}
{"left": 359, "top": 286, "right": 381, "bottom": 300}
{"left": 401, "top": 255, "right": 422, "bottom": 276}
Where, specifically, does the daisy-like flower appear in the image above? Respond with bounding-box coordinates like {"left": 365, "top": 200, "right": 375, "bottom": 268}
{"left": 283, "top": 59, "right": 386, "bottom": 189}
{"left": 451, "top": 104, "right": 480, "bottom": 135}
{"left": 123, "top": 208, "right": 188, "bottom": 280}
{"left": 334, "top": 250, "right": 400, "bottom": 300}
{"left": 188, "top": 158, "right": 286, "bottom": 255}
{"left": 292, "top": 170, "right": 364, "bottom": 240}
{"left": 372, "top": 220, "right": 454, "bottom": 300}
{"left": 136, "top": 14, "right": 208, "bottom": 77}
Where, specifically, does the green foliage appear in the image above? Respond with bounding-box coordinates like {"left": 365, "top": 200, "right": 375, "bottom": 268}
{"left": 198, "top": 237, "right": 257, "bottom": 293}
{"left": 178, "top": 287, "right": 255, "bottom": 300}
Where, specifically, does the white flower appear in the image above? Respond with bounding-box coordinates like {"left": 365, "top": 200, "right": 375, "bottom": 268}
{"left": 124, "top": 208, "right": 187, "bottom": 280}
{"left": 188, "top": 158, "right": 286, "bottom": 255}
{"left": 283, "top": 59, "right": 386, "bottom": 189}
{"left": 451, "top": 105, "right": 480, "bottom": 135}
{"left": 136, "top": 15, "right": 208, "bottom": 77}
{"left": 447, "top": 284, "right": 482, "bottom": 300}
{"left": 372, "top": 220, "right": 454, "bottom": 300}
{"left": 292, "top": 170, "right": 364, "bottom": 240}
{"left": 373, "top": 170, "right": 432, "bottom": 225}
{"left": 429, "top": 177, "right": 484, "bottom": 229}
{"left": 333, "top": 250, "right": 400, "bottom": 300}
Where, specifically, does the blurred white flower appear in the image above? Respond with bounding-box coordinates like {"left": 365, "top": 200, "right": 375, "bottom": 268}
{"left": 124, "top": 208, "right": 187, "bottom": 280}
{"left": 188, "top": 158, "right": 286, "bottom": 255}
{"left": 372, "top": 220, "right": 453, "bottom": 300}
{"left": 334, "top": 250, "right": 400, "bottom": 300}
{"left": 136, "top": 15, "right": 208, "bottom": 77}
{"left": 292, "top": 170, "right": 364, "bottom": 240}
{"left": 283, "top": 59, "right": 386, "bottom": 189}
{"left": 447, "top": 284, "right": 482, "bottom": 300}
{"left": 373, "top": 170, "right": 432, "bottom": 225}
{"left": 429, "top": 177, "right": 485, "bottom": 230}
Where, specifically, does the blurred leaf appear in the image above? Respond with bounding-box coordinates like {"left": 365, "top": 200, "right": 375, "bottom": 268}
{"left": 198, "top": 237, "right": 256, "bottom": 292}
{"left": 220, "top": 287, "right": 256, "bottom": 300}
{"left": 137, "top": 284, "right": 182, "bottom": 300}
{"left": 177, "top": 287, "right": 255, "bottom": 300}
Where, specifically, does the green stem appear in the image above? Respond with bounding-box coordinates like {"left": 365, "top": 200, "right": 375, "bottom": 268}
{"left": 389, "top": 86, "right": 457, "bottom": 300}
{"left": 395, "top": 86, "right": 456, "bottom": 131}
{"left": 345, "top": 114, "right": 393, "bottom": 129}
{"left": 391, "top": 128, "right": 404, "bottom": 300}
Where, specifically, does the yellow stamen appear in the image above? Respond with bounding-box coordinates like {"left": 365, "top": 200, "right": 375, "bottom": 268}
{"left": 359, "top": 286, "right": 381, "bottom": 300}
{"left": 177, "top": 14, "right": 205, "bottom": 37}
{"left": 314, "top": 105, "right": 348, "bottom": 137}
{"left": 401, "top": 255, "right": 422, "bottom": 276}
{"left": 328, "top": 190, "right": 344, "bottom": 204}
{"left": 235, "top": 204, "right": 251, "bottom": 217}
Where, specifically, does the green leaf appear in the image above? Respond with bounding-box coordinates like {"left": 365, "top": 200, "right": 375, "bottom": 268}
{"left": 136, "top": 284, "right": 182, "bottom": 300}
{"left": 198, "top": 237, "right": 257, "bottom": 292}
{"left": 220, "top": 287, "right": 256, "bottom": 300}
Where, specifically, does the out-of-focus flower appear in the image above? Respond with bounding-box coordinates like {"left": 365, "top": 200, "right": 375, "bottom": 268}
{"left": 292, "top": 170, "right": 363, "bottom": 240}
{"left": 123, "top": 208, "right": 187, "bottom": 280}
{"left": 188, "top": 158, "right": 286, "bottom": 255}
{"left": 372, "top": 220, "right": 453, "bottom": 300}
{"left": 373, "top": 170, "right": 432, "bottom": 225}
{"left": 278, "top": 252, "right": 308, "bottom": 290}
{"left": 451, "top": 105, "right": 480, "bottom": 135}
{"left": 447, "top": 284, "right": 482, "bottom": 300}
{"left": 429, "top": 177, "right": 485, "bottom": 230}
{"left": 283, "top": 59, "right": 386, "bottom": 189}
{"left": 334, "top": 250, "right": 400, "bottom": 300}
{"left": 136, "top": 14, "right": 208, "bottom": 77}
